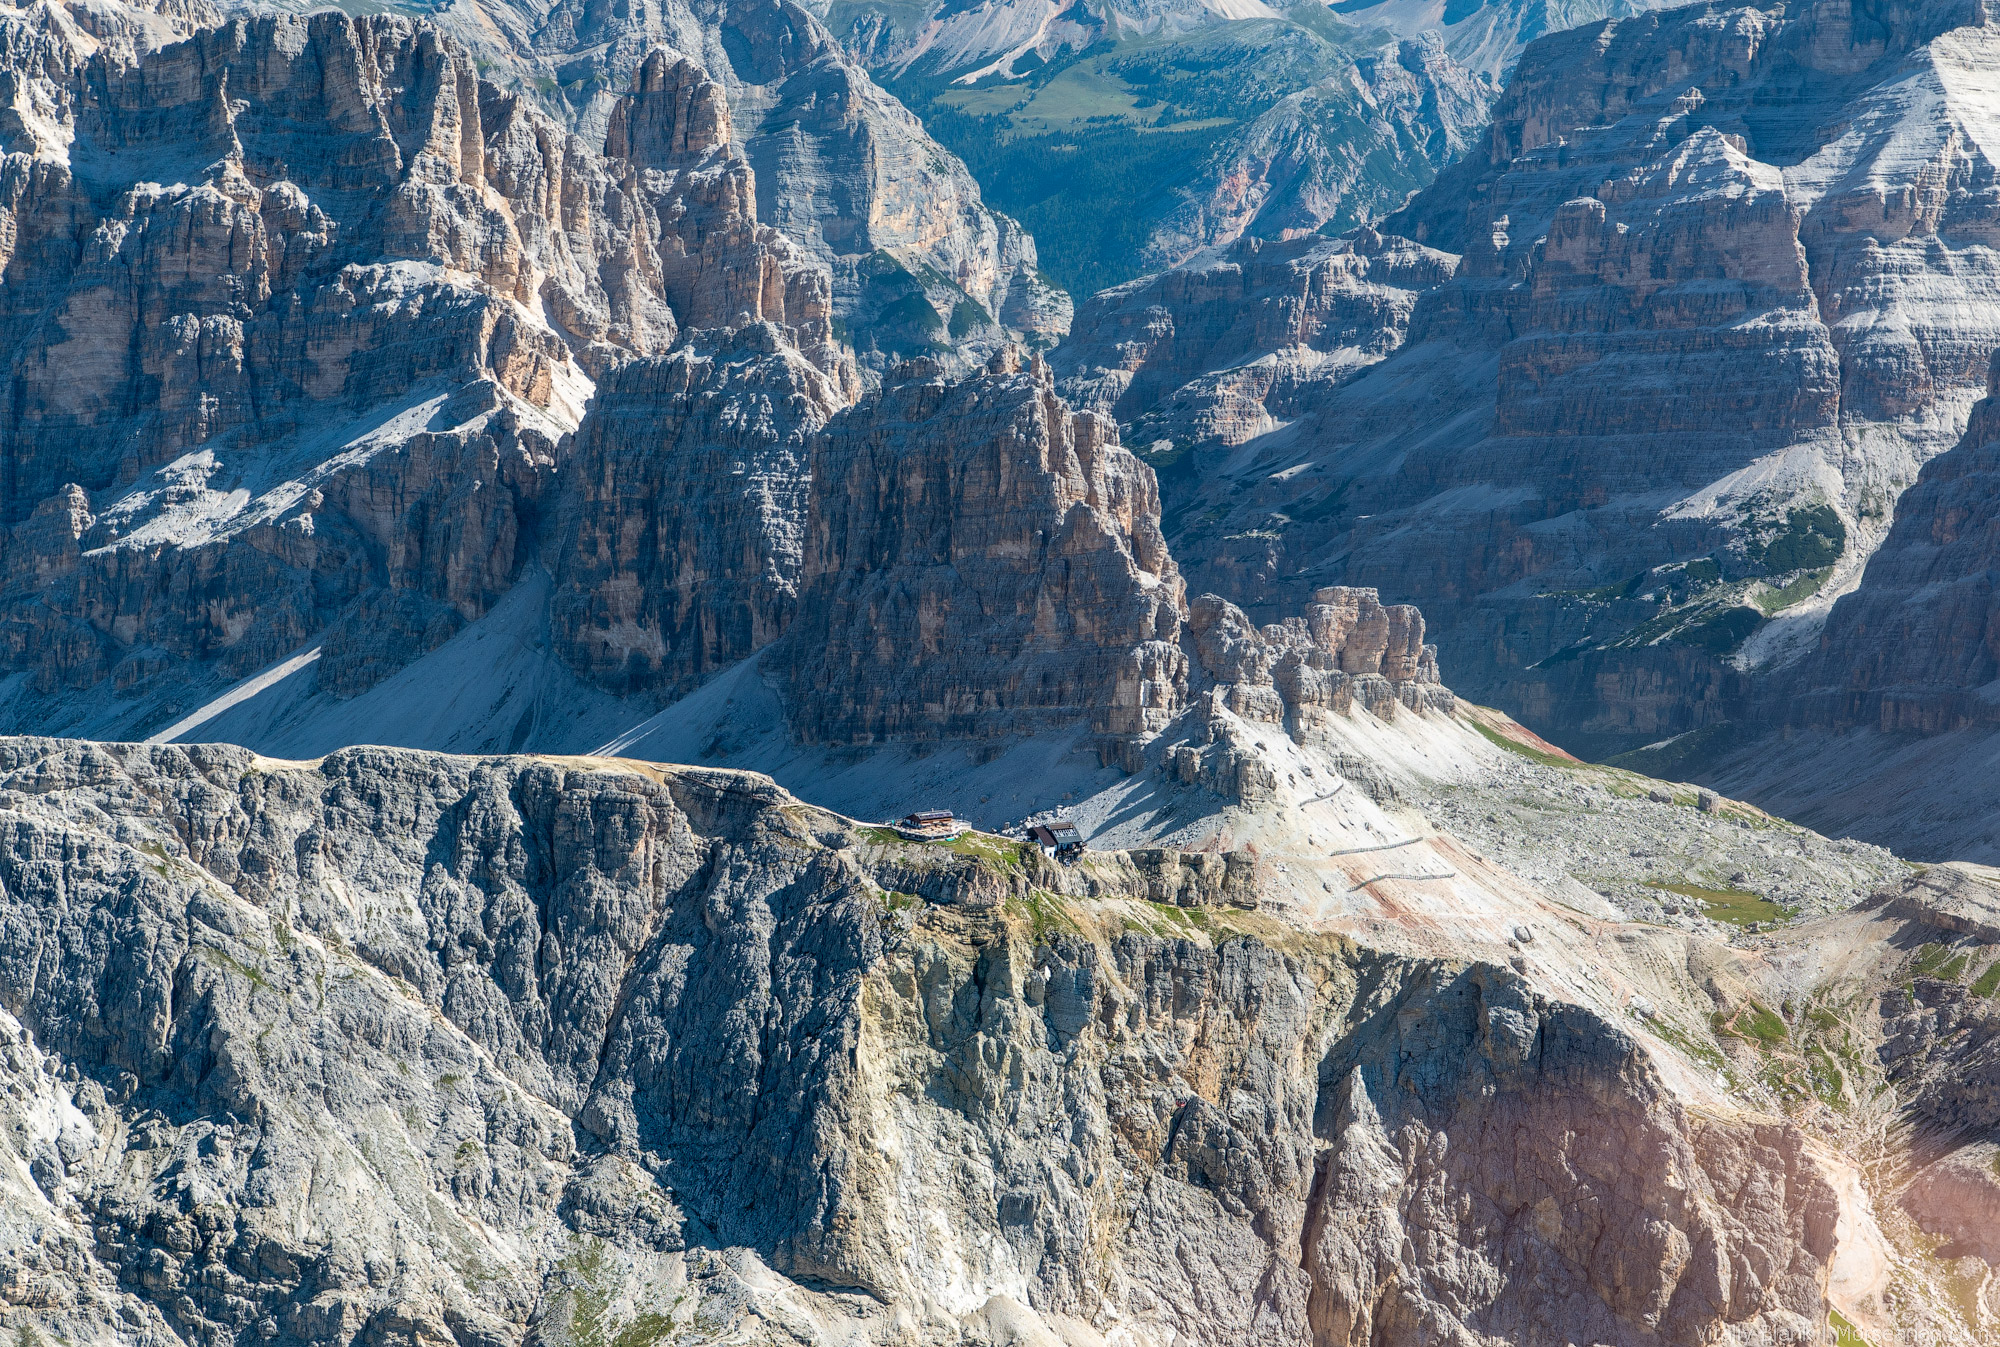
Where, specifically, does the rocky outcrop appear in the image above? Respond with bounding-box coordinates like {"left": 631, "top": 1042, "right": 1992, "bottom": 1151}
{"left": 424, "top": 0, "right": 1069, "bottom": 370}
{"left": 0, "top": 737, "right": 1844, "bottom": 1347}
{"left": 1055, "top": 227, "right": 1457, "bottom": 448}
{"left": 1166, "top": 587, "right": 1453, "bottom": 800}
{"left": 1327, "top": 0, "right": 1683, "bottom": 80}
{"left": 776, "top": 348, "right": 1190, "bottom": 749}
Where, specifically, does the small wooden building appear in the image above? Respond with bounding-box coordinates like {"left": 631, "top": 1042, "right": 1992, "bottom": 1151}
{"left": 901, "top": 810, "right": 956, "bottom": 833}
{"left": 1030, "top": 821, "right": 1084, "bottom": 856}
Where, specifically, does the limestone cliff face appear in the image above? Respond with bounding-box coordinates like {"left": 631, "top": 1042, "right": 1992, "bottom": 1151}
{"left": 423, "top": 0, "right": 1069, "bottom": 370}
{"left": 1056, "top": 228, "right": 1457, "bottom": 450}
{"left": 0, "top": 12, "right": 861, "bottom": 717}
{"left": 1166, "top": 587, "right": 1453, "bottom": 801}
{"left": 1141, "top": 35, "right": 1493, "bottom": 273}
{"left": 1100, "top": 0, "right": 2000, "bottom": 757}
{"left": 0, "top": 738, "right": 1842, "bottom": 1347}
{"left": 548, "top": 323, "right": 854, "bottom": 697}
{"left": 777, "top": 350, "right": 1190, "bottom": 748}
{"left": 1686, "top": 353, "right": 2000, "bottom": 858}
{"left": 1782, "top": 353, "right": 2000, "bottom": 735}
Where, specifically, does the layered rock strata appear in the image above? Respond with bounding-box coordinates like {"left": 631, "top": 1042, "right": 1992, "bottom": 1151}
{"left": 0, "top": 737, "right": 1843, "bottom": 1347}
{"left": 1141, "top": 35, "right": 1492, "bottom": 272}
{"left": 1779, "top": 351, "right": 2000, "bottom": 737}
{"left": 1085, "top": 0, "right": 2000, "bottom": 757}
{"left": 777, "top": 349, "right": 1190, "bottom": 746}
{"left": 0, "top": 12, "right": 859, "bottom": 722}
{"left": 768, "top": 346, "right": 1456, "bottom": 763}
{"left": 1056, "top": 228, "right": 1457, "bottom": 447}
{"left": 420, "top": 0, "right": 1070, "bottom": 369}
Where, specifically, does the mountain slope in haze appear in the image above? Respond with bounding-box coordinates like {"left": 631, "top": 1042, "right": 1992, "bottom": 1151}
{"left": 1330, "top": 0, "right": 1684, "bottom": 77}
{"left": 1056, "top": 0, "right": 2000, "bottom": 784}
{"left": 813, "top": 0, "right": 1490, "bottom": 294}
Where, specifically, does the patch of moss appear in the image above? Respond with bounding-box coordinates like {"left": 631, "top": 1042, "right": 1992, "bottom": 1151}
{"left": 1602, "top": 723, "right": 1740, "bottom": 780}
{"left": 1805, "top": 1043, "right": 1847, "bottom": 1109}
{"left": 555, "top": 1239, "right": 616, "bottom": 1347}
{"left": 887, "top": 295, "right": 946, "bottom": 334}
{"left": 1971, "top": 960, "right": 2000, "bottom": 998}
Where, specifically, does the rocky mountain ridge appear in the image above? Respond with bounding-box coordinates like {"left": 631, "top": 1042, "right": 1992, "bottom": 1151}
{"left": 1058, "top": 0, "right": 2000, "bottom": 771}
{"left": 0, "top": 0, "right": 1459, "bottom": 787}
{"left": 0, "top": 724, "right": 1933, "bottom": 1347}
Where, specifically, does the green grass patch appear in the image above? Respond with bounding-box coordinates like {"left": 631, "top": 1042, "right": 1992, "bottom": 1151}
{"left": 1009, "top": 888, "right": 1079, "bottom": 941}
{"left": 1674, "top": 604, "right": 1764, "bottom": 656}
{"left": 552, "top": 1239, "right": 616, "bottom": 1347}
{"left": 1644, "top": 880, "right": 1796, "bottom": 927}
{"left": 1829, "top": 1310, "right": 1871, "bottom": 1347}
{"left": 198, "top": 945, "right": 270, "bottom": 990}
{"left": 1466, "top": 715, "right": 1580, "bottom": 770}
{"left": 611, "top": 1313, "right": 676, "bottom": 1347}
{"left": 1750, "top": 504, "right": 1845, "bottom": 573}
{"left": 939, "top": 832, "right": 1029, "bottom": 870}
{"left": 1642, "top": 1015, "right": 1727, "bottom": 1070}
{"left": 1714, "top": 1000, "right": 1788, "bottom": 1046}
{"left": 1753, "top": 566, "right": 1833, "bottom": 616}
{"left": 1909, "top": 941, "right": 1974, "bottom": 983}
{"left": 878, "top": 889, "right": 921, "bottom": 914}
{"left": 1972, "top": 960, "right": 2000, "bottom": 998}
{"left": 948, "top": 298, "right": 990, "bottom": 337}
{"left": 1806, "top": 1043, "right": 1847, "bottom": 1108}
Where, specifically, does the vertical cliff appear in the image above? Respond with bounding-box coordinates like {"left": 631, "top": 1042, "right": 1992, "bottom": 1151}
{"left": 776, "top": 349, "right": 1190, "bottom": 748}
{"left": 0, "top": 739, "right": 1854, "bottom": 1347}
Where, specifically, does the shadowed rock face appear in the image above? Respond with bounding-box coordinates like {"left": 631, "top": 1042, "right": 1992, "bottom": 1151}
{"left": 0, "top": 737, "right": 1841, "bottom": 1347}
{"left": 1783, "top": 353, "right": 2000, "bottom": 736}
{"left": 1067, "top": 0, "right": 2000, "bottom": 758}
{"left": 1056, "top": 228, "right": 1459, "bottom": 439}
